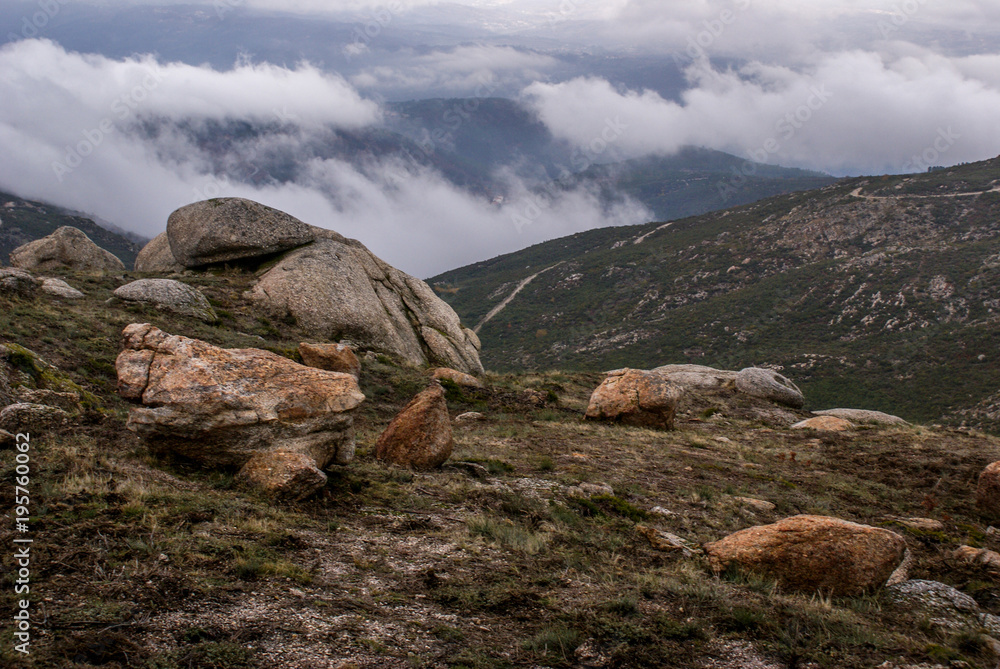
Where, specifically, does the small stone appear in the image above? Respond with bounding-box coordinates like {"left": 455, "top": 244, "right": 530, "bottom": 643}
{"left": 0, "top": 268, "right": 39, "bottom": 298}
{"left": 432, "top": 367, "right": 483, "bottom": 388}
{"left": 14, "top": 388, "right": 81, "bottom": 412}
{"left": 953, "top": 545, "right": 1000, "bottom": 573}
{"left": 40, "top": 277, "right": 84, "bottom": 299}
{"left": 455, "top": 412, "right": 485, "bottom": 422}
{"left": 113, "top": 279, "right": 217, "bottom": 323}
{"left": 236, "top": 450, "right": 329, "bottom": 501}
{"left": 791, "top": 416, "right": 854, "bottom": 431}
{"left": 976, "top": 461, "right": 1000, "bottom": 521}
{"left": 299, "top": 342, "right": 361, "bottom": 378}
{"left": 636, "top": 525, "right": 699, "bottom": 557}
{"left": 650, "top": 506, "right": 677, "bottom": 518}
{"left": 885, "top": 516, "right": 944, "bottom": 532}
{"left": 375, "top": 382, "right": 453, "bottom": 469}
{"left": 0, "top": 403, "right": 70, "bottom": 432}
{"left": 567, "top": 481, "right": 615, "bottom": 497}
{"left": 734, "top": 496, "right": 776, "bottom": 512}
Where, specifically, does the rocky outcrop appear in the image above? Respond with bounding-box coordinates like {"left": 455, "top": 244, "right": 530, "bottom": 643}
{"left": 705, "top": 515, "right": 906, "bottom": 596}
{"left": 431, "top": 367, "right": 483, "bottom": 388}
{"left": 653, "top": 364, "right": 738, "bottom": 390}
{"left": 247, "top": 231, "right": 483, "bottom": 374}
{"left": 585, "top": 368, "right": 683, "bottom": 430}
{"left": 40, "top": 277, "right": 84, "bottom": 299}
{"left": 113, "top": 279, "right": 217, "bottom": 323}
{"left": 887, "top": 579, "right": 1000, "bottom": 636}
{"left": 166, "top": 198, "right": 314, "bottom": 268}
{"left": 976, "top": 461, "right": 1000, "bottom": 521}
{"left": 0, "top": 268, "right": 40, "bottom": 298}
{"left": 116, "top": 323, "right": 364, "bottom": 469}
{"left": 812, "top": 408, "right": 908, "bottom": 425}
{"left": 298, "top": 343, "right": 361, "bottom": 379}
{"left": 10, "top": 226, "right": 125, "bottom": 273}
{"left": 235, "top": 450, "right": 328, "bottom": 501}
{"left": 735, "top": 368, "right": 804, "bottom": 408}
{"left": 791, "top": 416, "right": 854, "bottom": 431}
{"left": 0, "top": 403, "right": 70, "bottom": 432}
{"left": 375, "top": 382, "right": 453, "bottom": 469}
{"left": 134, "top": 232, "right": 184, "bottom": 273}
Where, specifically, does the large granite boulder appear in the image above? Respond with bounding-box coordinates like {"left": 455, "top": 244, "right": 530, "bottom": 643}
{"left": 246, "top": 229, "right": 483, "bottom": 374}
{"left": 116, "top": 323, "right": 364, "bottom": 469}
{"left": 0, "top": 268, "right": 40, "bottom": 298}
{"left": 113, "top": 279, "right": 217, "bottom": 323}
{"left": 585, "top": 368, "right": 683, "bottom": 430}
{"left": 735, "top": 367, "right": 805, "bottom": 408}
{"left": 375, "top": 382, "right": 453, "bottom": 469}
{"left": 134, "top": 232, "right": 184, "bottom": 273}
{"left": 166, "top": 198, "right": 314, "bottom": 268}
{"left": 10, "top": 226, "right": 125, "bottom": 272}
{"left": 705, "top": 515, "right": 906, "bottom": 596}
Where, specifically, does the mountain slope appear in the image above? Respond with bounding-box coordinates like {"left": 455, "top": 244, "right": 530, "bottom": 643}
{"left": 0, "top": 191, "right": 141, "bottom": 268}
{"left": 430, "top": 157, "right": 1000, "bottom": 431}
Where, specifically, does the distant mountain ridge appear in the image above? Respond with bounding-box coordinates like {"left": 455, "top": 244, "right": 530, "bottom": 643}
{"left": 430, "top": 156, "right": 1000, "bottom": 432}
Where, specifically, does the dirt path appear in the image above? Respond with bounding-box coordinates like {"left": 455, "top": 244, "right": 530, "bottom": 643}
{"left": 850, "top": 184, "right": 1000, "bottom": 199}
{"left": 474, "top": 262, "right": 564, "bottom": 333}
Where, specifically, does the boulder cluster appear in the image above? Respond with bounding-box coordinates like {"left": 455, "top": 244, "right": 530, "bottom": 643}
{"left": 137, "top": 198, "right": 483, "bottom": 375}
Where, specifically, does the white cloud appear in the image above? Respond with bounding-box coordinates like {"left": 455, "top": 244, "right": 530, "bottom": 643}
{"left": 0, "top": 38, "right": 648, "bottom": 276}
{"left": 524, "top": 50, "right": 1000, "bottom": 174}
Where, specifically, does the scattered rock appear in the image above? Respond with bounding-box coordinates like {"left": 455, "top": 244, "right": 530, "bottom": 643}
{"left": 431, "top": 367, "right": 483, "bottom": 388}
{"left": 166, "top": 198, "right": 314, "bottom": 268}
{"left": 884, "top": 516, "right": 945, "bottom": 532}
{"left": 734, "top": 497, "right": 776, "bottom": 512}
{"left": 247, "top": 233, "right": 483, "bottom": 375}
{"left": 9, "top": 226, "right": 125, "bottom": 272}
{"left": 455, "top": 412, "right": 485, "bottom": 422}
{"left": 704, "top": 515, "right": 906, "bottom": 596}
{"left": 585, "top": 368, "right": 683, "bottom": 430}
{"left": 0, "top": 268, "right": 39, "bottom": 298}
{"left": 375, "top": 382, "right": 453, "bottom": 469}
{"left": 522, "top": 389, "right": 549, "bottom": 406}
{"left": 977, "top": 461, "right": 1000, "bottom": 520}
{"left": 650, "top": 506, "right": 677, "bottom": 518}
{"left": 886, "top": 579, "right": 1000, "bottom": 636}
{"left": 13, "top": 388, "right": 80, "bottom": 412}
{"left": 653, "top": 364, "right": 738, "bottom": 390}
{"left": 0, "top": 403, "right": 70, "bottom": 432}
{"left": 116, "top": 323, "right": 364, "bottom": 468}
{"left": 735, "top": 367, "right": 804, "bottom": 409}
{"left": 40, "top": 277, "right": 84, "bottom": 299}
{"left": 298, "top": 342, "right": 361, "bottom": 379}
{"left": 574, "top": 638, "right": 610, "bottom": 669}
{"left": 113, "top": 279, "right": 217, "bottom": 323}
{"left": 636, "top": 525, "right": 700, "bottom": 556}
{"left": 134, "top": 232, "right": 185, "bottom": 273}
{"left": 444, "top": 461, "right": 490, "bottom": 479}
{"left": 236, "top": 450, "right": 329, "bottom": 501}
{"left": 791, "top": 416, "right": 855, "bottom": 431}
{"left": 953, "top": 545, "right": 1000, "bottom": 573}
{"left": 567, "top": 482, "right": 615, "bottom": 497}
{"left": 813, "top": 408, "right": 908, "bottom": 426}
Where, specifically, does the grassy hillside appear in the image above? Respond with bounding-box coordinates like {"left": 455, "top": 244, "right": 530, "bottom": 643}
{"left": 0, "top": 191, "right": 140, "bottom": 269}
{"left": 430, "top": 157, "right": 1000, "bottom": 432}
{"left": 4, "top": 268, "right": 1000, "bottom": 668}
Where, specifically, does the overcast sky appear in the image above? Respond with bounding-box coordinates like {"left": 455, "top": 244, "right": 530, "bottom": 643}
{"left": 1, "top": 1, "right": 999, "bottom": 275}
